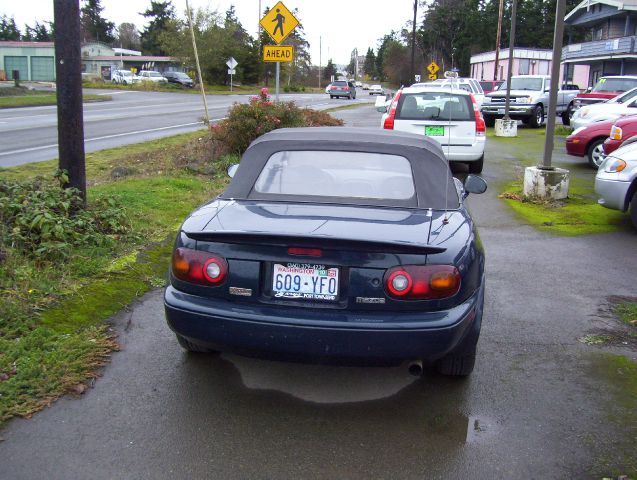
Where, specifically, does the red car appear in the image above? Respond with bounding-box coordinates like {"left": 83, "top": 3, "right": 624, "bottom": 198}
{"left": 565, "top": 119, "right": 614, "bottom": 168}
{"left": 479, "top": 80, "right": 503, "bottom": 94}
{"left": 574, "top": 75, "right": 637, "bottom": 110}
{"left": 603, "top": 116, "right": 637, "bottom": 155}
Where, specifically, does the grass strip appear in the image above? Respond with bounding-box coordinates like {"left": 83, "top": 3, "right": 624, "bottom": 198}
{"left": 323, "top": 102, "right": 372, "bottom": 113}
{"left": 0, "top": 93, "right": 111, "bottom": 108}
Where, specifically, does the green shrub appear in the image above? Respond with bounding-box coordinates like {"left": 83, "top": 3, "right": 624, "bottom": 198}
{"left": 209, "top": 88, "right": 344, "bottom": 155}
{"left": 0, "top": 172, "right": 130, "bottom": 259}
{"left": 283, "top": 85, "right": 305, "bottom": 93}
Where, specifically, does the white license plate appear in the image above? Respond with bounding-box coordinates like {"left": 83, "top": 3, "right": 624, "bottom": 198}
{"left": 272, "top": 263, "right": 339, "bottom": 301}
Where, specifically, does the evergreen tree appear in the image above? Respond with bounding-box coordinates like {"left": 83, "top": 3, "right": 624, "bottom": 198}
{"left": 116, "top": 23, "right": 141, "bottom": 50}
{"left": 363, "top": 47, "right": 376, "bottom": 79}
{"left": 323, "top": 59, "right": 336, "bottom": 82}
{"left": 80, "top": 0, "right": 115, "bottom": 43}
{"left": 24, "top": 21, "right": 54, "bottom": 41}
{"left": 141, "top": 1, "right": 176, "bottom": 55}
{"left": 0, "top": 15, "right": 21, "bottom": 41}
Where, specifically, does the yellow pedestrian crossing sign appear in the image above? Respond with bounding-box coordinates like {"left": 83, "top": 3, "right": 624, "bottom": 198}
{"left": 428, "top": 62, "right": 440, "bottom": 75}
{"left": 260, "top": 1, "right": 300, "bottom": 45}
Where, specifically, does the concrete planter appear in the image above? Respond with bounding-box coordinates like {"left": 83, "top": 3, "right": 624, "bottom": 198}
{"left": 523, "top": 166, "right": 570, "bottom": 200}
{"left": 495, "top": 118, "right": 517, "bottom": 137}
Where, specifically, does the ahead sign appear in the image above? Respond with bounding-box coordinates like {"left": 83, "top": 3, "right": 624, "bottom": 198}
{"left": 263, "top": 45, "right": 294, "bottom": 62}
{"left": 226, "top": 57, "right": 238, "bottom": 69}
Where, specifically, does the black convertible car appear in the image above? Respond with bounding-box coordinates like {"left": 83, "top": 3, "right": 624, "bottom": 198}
{"left": 165, "top": 127, "right": 487, "bottom": 376}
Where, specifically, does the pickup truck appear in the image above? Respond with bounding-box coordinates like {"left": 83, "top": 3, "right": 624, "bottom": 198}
{"left": 572, "top": 75, "right": 637, "bottom": 112}
{"left": 481, "top": 75, "right": 579, "bottom": 128}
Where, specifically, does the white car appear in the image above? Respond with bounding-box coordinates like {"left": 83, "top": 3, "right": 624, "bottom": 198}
{"left": 378, "top": 85, "right": 486, "bottom": 173}
{"left": 595, "top": 140, "right": 637, "bottom": 228}
{"left": 111, "top": 69, "right": 140, "bottom": 85}
{"left": 369, "top": 84, "right": 385, "bottom": 96}
{"left": 571, "top": 87, "right": 637, "bottom": 130}
{"left": 419, "top": 78, "right": 485, "bottom": 108}
{"left": 138, "top": 70, "right": 168, "bottom": 83}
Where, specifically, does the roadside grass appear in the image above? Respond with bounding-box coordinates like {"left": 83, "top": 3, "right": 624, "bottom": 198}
{"left": 0, "top": 132, "right": 231, "bottom": 425}
{"left": 323, "top": 102, "right": 371, "bottom": 113}
{"left": 0, "top": 87, "right": 110, "bottom": 108}
{"left": 615, "top": 302, "right": 637, "bottom": 327}
{"left": 82, "top": 81, "right": 325, "bottom": 96}
{"left": 489, "top": 126, "right": 631, "bottom": 235}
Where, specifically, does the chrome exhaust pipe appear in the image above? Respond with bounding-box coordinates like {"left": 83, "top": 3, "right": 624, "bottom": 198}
{"left": 408, "top": 360, "right": 423, "bottom": 377}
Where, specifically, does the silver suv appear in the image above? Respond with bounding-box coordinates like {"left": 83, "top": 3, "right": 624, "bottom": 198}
{"left": 328, "top": 80, "right": 357, "bottom": 100}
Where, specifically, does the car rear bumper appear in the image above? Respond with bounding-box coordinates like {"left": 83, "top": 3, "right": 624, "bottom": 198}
{"left": 164, "top": 283, "right": 484, "bottom": 365}
{"left": 595, "top": 176, "right": 631, "bottom": 211}
{"left": 330, "top": 90, "right": 353, "bottom": 97}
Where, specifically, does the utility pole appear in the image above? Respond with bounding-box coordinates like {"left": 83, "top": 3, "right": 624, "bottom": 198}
{"left": 494, "top": 0, "right": 504, "bottom": 80}
{"left": 542, "top": 0, "right": 567, "bottom": 169}
{"left": 185, "top": 0, "right": 209, "bottom": 125}
{"left": 319, "top": 36, "right": 322, "bottom": 89}
{"left": 54, "top": 0, "right": 86, "bottom": 204}
{"left": 410, "top": 0, "right": 417, "bottom": 81}
{"left": 503, "top": 0, "right": 518, "bottom": 121}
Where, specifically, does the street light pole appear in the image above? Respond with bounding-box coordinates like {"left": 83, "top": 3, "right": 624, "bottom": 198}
{"left": 410, "top": 0, "right": 417, "bottom": 81}
{"left": 185, "top": 0, "right": 209, "bottom": 125}
{"left": 503, "top": 0, "right": 518, "bottom": 121}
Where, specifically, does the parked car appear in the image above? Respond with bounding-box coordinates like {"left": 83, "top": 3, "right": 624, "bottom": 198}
{"left": 138, "top": 70, "right": 167, "bottom": 83}
{"left": 379, "top": 85, "right": 486, "bottom": 173}
{"left": 427, "top": 78, "right": 485, "bottom": 108}
{"left": 164, "top": 127, "right": 487, "bottom": 376}
{"left": 369, "top": 84, "right": 385, "bottom": 96}
{"left": 355, "top": 81, "right": 362, "bottom": 87}
{"left": 479, "top": 80, "right": 504, "bottom": 94}
{"left": 163, "top": 71, "right": 194, "bottom": 87}
{"left": 603, "top": 116, "right": 637, "bottom": 155}
{"left": 481, "top": 75, "right": 578, "bottom": 127}
{"left": 570, "top": 87, "right": 637, "bottom": 130}
{"left": 595, "top": 141, "right": 637, "bottom": 229}
{"left": 111, "top": 69, "right": 140, "bottom": 85}
{"left": 362, "top": 83, "right": 370, "bottom": 90}
{"left": 329, "top": 80, "right": 356, "bottom": 99}
{"left": 565, "top": 119, "right": 614, "bottom": 168}
{"left": 573, "top": 75, "right": 637, "bottom": 111}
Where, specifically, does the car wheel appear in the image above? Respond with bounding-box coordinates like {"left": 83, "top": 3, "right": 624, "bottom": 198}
{"left": 483, "top": 115, "right": 495, "bottom": 128}
{"left": 561, "top": 104, "right": 573, "bottom": 126}
{"left": 348, "top": 93, "right": 352, "bottom": 100}
{"left": 630, "top": 191, "right": 637, "bottom": 229}
{"left": 468, "top": 155, "right": 484, "bottom": 174}
{"left": 528, "top": 105, "right": 544, "bottom": 128}
{"left": 587, "top": 138, "right": 605, "bottom": 168}
{"left": 436, "top": 342, "right": 476, "bottom": 376}
{"left": 330, "top": 95, "right": 334, "bottom": 99}
{"left": 175, "top": 334, "right": 217, "bottom": 353}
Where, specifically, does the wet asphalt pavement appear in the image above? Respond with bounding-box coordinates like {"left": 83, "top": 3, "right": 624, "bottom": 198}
{"left": 1, "top": 105, "right": 636, "bottom": 479}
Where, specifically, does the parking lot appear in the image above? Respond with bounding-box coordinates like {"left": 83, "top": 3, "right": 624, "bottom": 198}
{"left": 1, "top": 103, "right": 635, "bottom": 479}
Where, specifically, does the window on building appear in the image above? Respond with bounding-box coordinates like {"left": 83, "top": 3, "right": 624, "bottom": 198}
{"left": 518, "top": 58, "right": 530, "bottom": 75}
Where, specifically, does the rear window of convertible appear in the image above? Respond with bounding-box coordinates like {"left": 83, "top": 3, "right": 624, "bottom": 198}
{"left": 253, "top": 151, "right": 415, "bottom": 200}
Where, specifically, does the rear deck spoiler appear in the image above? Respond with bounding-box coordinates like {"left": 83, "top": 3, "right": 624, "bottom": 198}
{"left": 185, "top": 231, "right": 446, "bottom": 255}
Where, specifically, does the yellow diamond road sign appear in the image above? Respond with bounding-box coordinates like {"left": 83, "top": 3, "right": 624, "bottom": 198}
{"left": 428, "top": 62, "right": 440, "bottom": 74}
{"left": 428, "top": 73, "right": 437, "bottom": 80}
{"left": 260, "top": 1, "right": 300, "bottom": 45}
{"left": 263, "top": 45, "right": 294, "bottom": 62}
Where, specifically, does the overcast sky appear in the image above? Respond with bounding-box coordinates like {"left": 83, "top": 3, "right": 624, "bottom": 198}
{"left": 2, "top": 0, "right": 421, "bottom": 65}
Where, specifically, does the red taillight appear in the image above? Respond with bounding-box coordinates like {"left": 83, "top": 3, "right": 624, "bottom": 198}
{"left": 383, "top": 90, "right": 402, "bottom": 130}
{"left": 470, "top": 93, "right": 485, "bottom": 135}
{"left": 331, "top": 86, "right": 338, "bottom": 90}
{"left": 172, "top": 247, "right": 228, "bottom": 286}
{"left": 384, "top": 265, "right": 461, "bottom": 300}
{"left": 288, "top": 247, "right": 322, "bottom": 257}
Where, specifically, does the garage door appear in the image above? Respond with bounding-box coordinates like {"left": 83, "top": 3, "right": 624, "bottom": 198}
{"left": 4, "top": 56, "right": 28, "bottom": 81}
{"left": 31, "top": 56, "right": 55, "bottom": 81}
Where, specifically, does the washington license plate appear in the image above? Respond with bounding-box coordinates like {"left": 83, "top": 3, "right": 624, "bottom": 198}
{"left": 272, "top": 263, "right": 339, "bottom": 301}
{"left": 425, "top": 126, "right": 444, "bottom": 136}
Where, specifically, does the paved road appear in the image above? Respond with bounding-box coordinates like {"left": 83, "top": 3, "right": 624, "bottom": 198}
{"left": 0, "top": 88, "right": 374, "bottom": 167}
{"left": 1, "top": 107, "right": 636, "bottom": 479}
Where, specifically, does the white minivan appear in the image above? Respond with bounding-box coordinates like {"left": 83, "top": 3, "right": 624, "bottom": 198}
{"left": 379, "top": 85, "right": 486, "bottom": 173}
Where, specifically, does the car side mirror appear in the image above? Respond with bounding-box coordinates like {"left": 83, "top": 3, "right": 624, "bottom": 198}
{"left": 463, "top": 174, "right": 487, "bottom": 198}
{"left": 227, "top": 164, "right": 239, "bottom": 178}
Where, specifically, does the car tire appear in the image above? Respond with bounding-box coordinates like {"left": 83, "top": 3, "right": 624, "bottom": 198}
{"left": 483, "top": 115, "right": 495, "bottom": 128}
{"left": 528, "top": 105, "right": 544, "bottom": 128}
{"left": 587, "top": 138, "right": 605, "bottom": 169}
{"left": 561, "top": 104, "right": 573, "bottom": 126}
{"left": 175, "top": 334, "right": 217, "bottom": 353}
{"left": 630, "top": 191, "right": 637, "bottom": 229}
{"left": 468, "top": 155, "right": 484, "bottom": 174}
{"left": 436, "top": 342, "right": 476, "bottom": 376}
{"left": 330, "top": 95, "right": 334, "bottom": 99}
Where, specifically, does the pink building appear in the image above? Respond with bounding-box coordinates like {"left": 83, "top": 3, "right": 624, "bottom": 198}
{"left": 470, "top": 48, "right": 591, "bottom": 89}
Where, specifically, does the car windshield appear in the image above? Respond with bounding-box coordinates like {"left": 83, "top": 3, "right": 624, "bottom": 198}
{"left": 371, "top": 85, "right": 381, "bottom": 89}
{"left": 253, "top": 151, "right": 415, "bottom": 200}
{"left": 148, "top": 72, "right": 161, "bottom": 77}
{"left": 119, "top": 71, "right": 132, "bottom": 77}
{"left": 480, "top": 81, "right": 496, "bottom": 90}
{"left": 608, "top": 87, "right": 637, "bottom": 104}
{"left": 592, "top": 78, "right": 637, "bottom": 93}
{"left": 174, "top": 73, "right": 190, "bottom": 79}
{"left": 397, "top": 92, "right": 473, "bottom": 121}
{"left": 499, "top": 77, "right": 544, "bottom": 91}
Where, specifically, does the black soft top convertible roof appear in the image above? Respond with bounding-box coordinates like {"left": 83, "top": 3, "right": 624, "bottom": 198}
{"left": 221, "top": 127, "right": 459, "bottom": 209}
